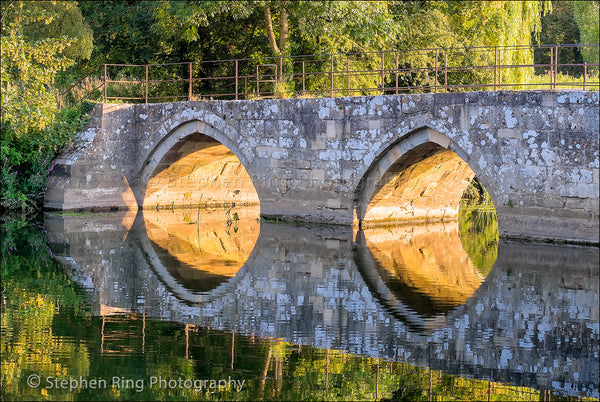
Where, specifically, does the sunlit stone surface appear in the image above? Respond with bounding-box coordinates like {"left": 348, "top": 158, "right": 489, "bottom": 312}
{"left": 144, "top": 133, "right": 260, "bottom": 209}
{"left": 364, "top": 146, "right": 475, "bottom": 224}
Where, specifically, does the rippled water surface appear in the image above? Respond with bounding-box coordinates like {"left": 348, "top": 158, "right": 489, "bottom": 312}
{"left": 1, "top": 208, "right": 598, "bottom": 401}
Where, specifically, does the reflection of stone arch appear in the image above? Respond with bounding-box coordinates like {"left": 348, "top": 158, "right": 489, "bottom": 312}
{"left": 355, "top": 225, "right": 493, "bottom": 332}
{"left": 137, "top": 215, "right": 256, "bottom": 305}
{"left": 136, "top": 119, "right": 260, "bottom": 208}
{"left": 353, "top": 126, "right": 497, "bottom": 225}
{"left": 354, "top": 230, "right": 432, "bottom": 332}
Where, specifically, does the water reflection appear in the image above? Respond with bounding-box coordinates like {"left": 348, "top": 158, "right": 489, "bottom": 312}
{"left": 38, "top": 210, "right": 599, "bottom": 399}
{"left": 359, "top": 222, "right": 486, "bottom": 318}
{"left": 458, "top": 177, "right": 499, "bottom": 276}
{"left": 143, "top": 206, "right": 259, "bottom": 293}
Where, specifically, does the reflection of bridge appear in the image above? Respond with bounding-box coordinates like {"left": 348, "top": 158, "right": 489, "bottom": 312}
{"left": 46, "top": 212, "right": 599, "bottom": 398}
{"left": 45, "top": 91, "right": 599, "bottom": 243}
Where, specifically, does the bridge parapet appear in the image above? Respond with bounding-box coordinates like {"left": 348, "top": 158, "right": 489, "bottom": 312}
{"left": 45, "top": 90, "right": 599, "bottom": 243}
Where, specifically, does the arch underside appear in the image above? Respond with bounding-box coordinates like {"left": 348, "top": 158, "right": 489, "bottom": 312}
{"left": 356, "top": 128, "right": 478, "bottom": 227}
{"left": 143, "top": 132, "right": 259, "bottom": 209}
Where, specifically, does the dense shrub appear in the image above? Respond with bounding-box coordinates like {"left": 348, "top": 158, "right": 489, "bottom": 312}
{"left": 0, "top": 102, "right": 94, "bottom": 213}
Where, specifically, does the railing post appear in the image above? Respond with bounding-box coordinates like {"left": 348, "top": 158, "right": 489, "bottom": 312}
{"left": 346, "top": 55, "right": 350, "bottom": 97}
{"left": 395, "top": 53, "right": 399, "bottom": 95}
{"left": 494, "top": 47, "right": 498, "bottom": 91}
{"left": 279, "top": 56, "right": 283, "bottom": 83}
{"left": 188, "top": 62, "right": 193, "bottom": 101}
{"left": 380, "top": 51, "right": 385, "bottom": 95}
{"left": 434, "top": 49, "right": 438, "bottom": 93}
{"left": 330, "top": 54, "right": 334, "bottom": 97}
{"left": 583, "top": 62, "right": 587, "bottom": 91}
{"left": 103, "top": 64, "right": 107, "bottom": 103}
{"left": 553, "top": 45, "right": 558, "bottom": 90}
{"left": 302, "top": 60, "right": 306, "bottom": 94}
{"left": 145, "top": 65, "right": 149, "bottom": 103}
{"left": 235, "top": 59, "right": 239, "bottom": 100}
{"left": 256, "top": 64, "right": 260, "bottom": 96}
{"left": 548, "top": 47, "right": 554, "bottom": 89}
{"left": 444, "top": 53, "right": 448, "bottom": 92}
{"left": 498, "top": 48, "right": 502, "bottom": 90}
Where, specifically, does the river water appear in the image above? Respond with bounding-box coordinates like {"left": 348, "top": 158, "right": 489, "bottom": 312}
{"left": 1, "top": 207, "right": 598, "bottom": 401}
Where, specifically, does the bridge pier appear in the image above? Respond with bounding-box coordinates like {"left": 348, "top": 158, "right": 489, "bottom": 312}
{"left": 45, "top": 91, "right": 599, "bottom": 243}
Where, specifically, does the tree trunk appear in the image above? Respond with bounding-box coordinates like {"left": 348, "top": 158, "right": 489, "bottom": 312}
{"left": 278, "top": 7, "right": 288, "bottom": 55}
{"left": 263, "top": 5, "right": 281, "bottom": 56}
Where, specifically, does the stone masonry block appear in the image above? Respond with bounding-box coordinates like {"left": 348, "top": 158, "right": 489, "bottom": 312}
{"left": 368, "top": 120, "right": 381, "bottom": 130}
{"left": 426, "top": 129, "right": 451, "bottom": 148}
{"left": 312, "top": 170, "right": 325, "bottom": 182}
{"left": 401, "top": 94, "right": 434, "bottom": 114}
{"left": 326, "top": 198, "right": 341, "bottom": 209}
{"left": 565, "top": 197, "right": 587, "bottom": 211}
{"left": 578, "top": 182, "right": 599, "bottom": 198}
{"left": 585, "top": 198, "right": 599, "bottom": 212}
{"left": 311, "top": 139, "right": 326, "bottom": 150}
{"left": 498, "top": 128, "right": 521, "bottom": 139}
{"left": 326, "top": 120, "right": 337, "bottom": 139}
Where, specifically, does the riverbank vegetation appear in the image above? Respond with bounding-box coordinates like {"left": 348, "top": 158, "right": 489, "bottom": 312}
{"left": 1, "top": 1, "right": 93, "bottom": 212}
{"left": 1, "top": 0, "right": 599, "bottom": 211}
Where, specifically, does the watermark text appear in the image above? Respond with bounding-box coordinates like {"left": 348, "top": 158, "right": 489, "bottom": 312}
{"left": 26, "top": 375, "right": 245, "bottom": 393}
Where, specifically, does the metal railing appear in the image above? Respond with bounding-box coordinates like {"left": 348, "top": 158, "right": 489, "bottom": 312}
{"left": 59, "top": 44, "right": 599, "bottom": 107}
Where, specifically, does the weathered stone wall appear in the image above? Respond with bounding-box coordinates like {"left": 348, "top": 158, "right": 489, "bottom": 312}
{"left": 45, "top": 91, "right": 599, "bottom": 243}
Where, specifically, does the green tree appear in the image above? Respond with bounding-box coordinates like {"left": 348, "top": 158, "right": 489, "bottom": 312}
{"left": 78, "top": 1, "right": 164, "bottom": 65}
{"left": 150, "top": 1, "right": 400, "bottom": 96}
{"left": 392, "top": 1, "right": 460, "bottom": 50}
{"left": 391, "top": 1, "right": 551, "bottom": 88}
{"left": 445, "top": 1, "right": 550, "bottom": 86}
{"left": 1, "top": 1, "right": 94, "bottom": 211}
{"left": 152, "top": 1, "right": 398, "bottom": 58}
{"left": 22, "top": 1, "right": 93, "bottom": 61}
{"left": 539, "top": 1, "right": 580, "bottom": 46}
{"left": 445, "top": 1, "right": 549, "bottom": 48}
{"left": 1, "top": 1, "right": 75, "bottom": 136}
{"left": 573, "top": 1, "right": 600, "bottom": 70}
{"left": 535, "top": 1, "right": 583, "bottom": 75}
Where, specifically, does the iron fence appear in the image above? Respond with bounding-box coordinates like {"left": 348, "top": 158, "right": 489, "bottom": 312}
{"left": 59, "top": 44, "right": 599, "bottom": 108}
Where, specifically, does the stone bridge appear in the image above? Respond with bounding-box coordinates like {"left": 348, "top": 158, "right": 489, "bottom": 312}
{"left": 45, "top": 91, "right": 599, "bottom": 243}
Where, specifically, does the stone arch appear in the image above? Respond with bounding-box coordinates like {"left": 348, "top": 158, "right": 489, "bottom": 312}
{"left": 137, "top": 119, "right": 260, "bottom": 209}
{"left": 354, "top": 126, "right": 498, "bottom": 226}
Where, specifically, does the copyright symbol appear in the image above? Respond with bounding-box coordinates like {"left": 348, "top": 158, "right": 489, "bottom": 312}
{"left": 27, "top": 374, "right": 41, "bottom": 388}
